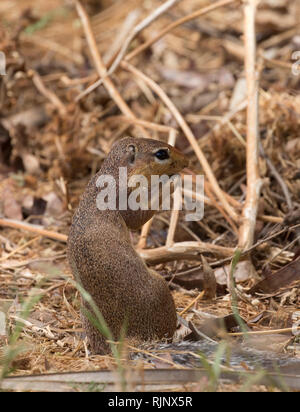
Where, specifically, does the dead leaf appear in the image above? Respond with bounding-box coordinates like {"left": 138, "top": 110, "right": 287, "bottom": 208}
{"left": 21, "top": 153, "right": 41, "bottom": 175}
{"left": 229, "top": 77, "right": 247, "bottom": 110}
{"left": 183, "top": 313, "right": 248, "bottom": 341}
{"left": 11, "top": 357, "right": 31, "bottom": 371}
{"left": 250, "top": 255, "right": 300, "bottom": 294}
{"left": 2, "top": 185, "right": 22, "bottom": 220}
{"left": 1, "top": 107, "right": 48, "bottom": 130}
{"left": 285, "top": 138, "right": 300, "bottom": 155}
{"left": 43, "top": 192, "right": 64, "bottom": 216}
{"left": 195, "top": 314, "right": 247, "bottom": 340}
{"left": 215, "top": 260, "right": 257, "bottom": 285}
{"left": 159, "top": 67, "right": 234, "bottom": 90}
{"left": 243, "top": 334, "right": 292, "bottom": 353}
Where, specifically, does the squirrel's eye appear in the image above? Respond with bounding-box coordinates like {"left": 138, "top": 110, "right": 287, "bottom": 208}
{"left": 154, "top": 149, "right": 169, "bottom": 161}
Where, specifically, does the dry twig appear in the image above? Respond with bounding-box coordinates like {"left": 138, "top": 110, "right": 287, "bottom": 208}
{"left": 31, "top": 71, "right": 66, "bottom": 116}
{"left": 139, "top": 241, "right": 235, "bottom": 264}
{"left": 0, "top": 218, "right": 68, "bottom": 243}
{"left": 238, "top": 0, "right": 262, "bottom": 249}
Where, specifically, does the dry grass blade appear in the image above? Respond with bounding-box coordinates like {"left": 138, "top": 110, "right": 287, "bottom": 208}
{"left": 229, "top": 327, "right": 300, "bottom": 336}
{"left": 179, "top": 290, "right": 205, "bottom": 316}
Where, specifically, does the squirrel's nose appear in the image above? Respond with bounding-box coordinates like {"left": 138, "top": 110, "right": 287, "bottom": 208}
{"left": 170, "top": 147, "right": 189, "bottom": 168}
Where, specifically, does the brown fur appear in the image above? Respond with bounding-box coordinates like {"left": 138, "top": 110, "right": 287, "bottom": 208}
{"left": 68, "top": 137, "right": 188, "bottom": 354}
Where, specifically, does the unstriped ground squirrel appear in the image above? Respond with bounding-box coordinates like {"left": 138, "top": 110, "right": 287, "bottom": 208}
{"left": 68, "top": 137, "right": 189, "bottom": 354}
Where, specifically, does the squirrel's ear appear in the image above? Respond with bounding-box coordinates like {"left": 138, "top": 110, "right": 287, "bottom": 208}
{"left": 126, "top": 144, "right": 137, "bottom": 165}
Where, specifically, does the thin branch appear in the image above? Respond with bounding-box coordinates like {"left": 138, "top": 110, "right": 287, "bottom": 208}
{"left": 258, "top": 215, "right": 283, "bottom": 224}
{"left": 168, "top": 128, "right": 177, "bottom": 146}
{"left": 238, "top": 0, "right": 262, "bottom": 249}
{"left": 166, "top": 130, "right": 180, "bottom": 247}
{"left": 139, "top": 241, "right": 235, "bottom": 264}
{"left": 137, "top": 218, "right": 153, "bottom": 249}
{"left": 31, "top": 71, "right": 66, "bottom": 116}
{"left": 166, "top": 209, "right": 180, "bottom": 247}
{"left": 0, "top": 218, "right": 68, "bottom": 243}
{"left": 179, "top": 290, "right": 205, "bottom": 316}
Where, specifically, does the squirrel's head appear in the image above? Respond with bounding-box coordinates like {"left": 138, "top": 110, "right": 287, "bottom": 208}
{"left": 92, "top": 137, "right": 189, "bottom": 228}
{"left": 108, "top": 137, "right": 189, "bottom": 179}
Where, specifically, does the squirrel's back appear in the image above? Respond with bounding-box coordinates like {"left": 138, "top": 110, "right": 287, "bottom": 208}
{"left": 68, "top": 137, "right": 188, "bottom": 354}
